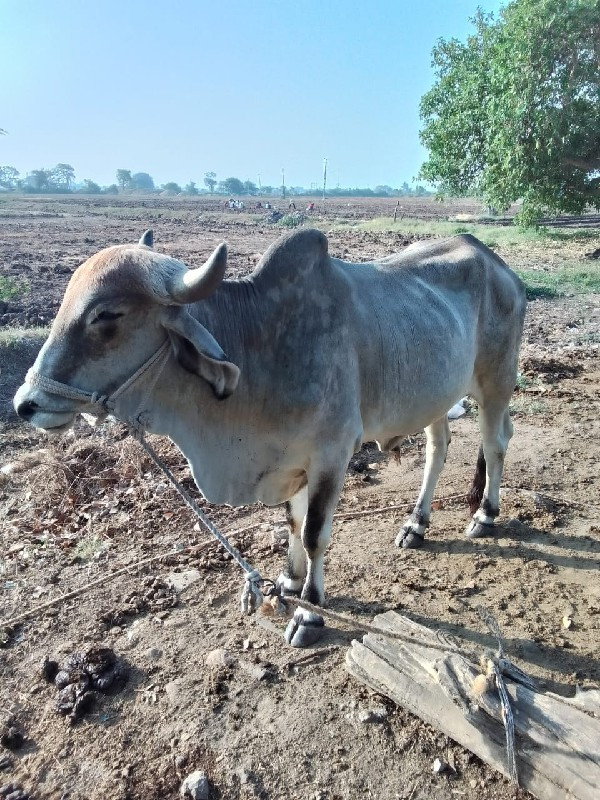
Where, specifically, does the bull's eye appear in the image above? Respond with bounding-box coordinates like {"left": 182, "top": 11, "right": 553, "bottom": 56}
{"left": 91, "top": 310, "right": 124, "bottom": 324}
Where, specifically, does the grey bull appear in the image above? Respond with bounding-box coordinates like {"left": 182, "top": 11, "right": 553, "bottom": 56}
{"left": 14, "top": 229, "right": 526, "bottom": 646}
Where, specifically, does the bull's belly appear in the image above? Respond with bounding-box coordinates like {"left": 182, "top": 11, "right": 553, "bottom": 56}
{"left": 362, "top": 386, "right": 469, "bottom": 445}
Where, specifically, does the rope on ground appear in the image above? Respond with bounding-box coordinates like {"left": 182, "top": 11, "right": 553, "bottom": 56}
{"left": 332, "top": 493, "right": 467, "bottom": 520}
{"left": 134, "top": 431, "right": 263, "bottom": 613}
{"left": 0, "top": 519, "right": 262, "bottom": 630}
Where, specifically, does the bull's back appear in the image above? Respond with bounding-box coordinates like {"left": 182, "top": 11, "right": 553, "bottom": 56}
{"left": 337, "top": 235, "right": 525, "bottom": 438}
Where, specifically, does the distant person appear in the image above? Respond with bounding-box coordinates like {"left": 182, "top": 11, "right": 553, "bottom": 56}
{"left": 288, "top": 200, "right": 296, "bottom": 211}
{"left": 255, "top": 201, "right": 262, "bottom": 209}
{"left": 306, "top": 202, "right": 315, "bottom": 212}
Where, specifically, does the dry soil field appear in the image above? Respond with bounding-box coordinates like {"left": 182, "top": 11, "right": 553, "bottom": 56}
{"left": 0, "top": 195, "right": 599, "bottom": 800}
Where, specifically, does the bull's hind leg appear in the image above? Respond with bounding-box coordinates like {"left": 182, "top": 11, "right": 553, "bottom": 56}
{"left": 396, "top": 416, "right": 451, "bottom": 549}
{"left": 465, "top": 406, "right": 513, "bottom": 538}
{"left": 277, "top": 486, "right": 308, "bottom": 595}
{"left": 285, "top": 465, "right": 347, "bottom": 648}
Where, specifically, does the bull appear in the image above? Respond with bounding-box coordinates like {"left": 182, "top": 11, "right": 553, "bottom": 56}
{"left": 14, "top": 228, "right": 526, "bottom": 646}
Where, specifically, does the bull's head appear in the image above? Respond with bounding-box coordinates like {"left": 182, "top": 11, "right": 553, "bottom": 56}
{"left": 13, "top": 230, "right": 240, "bottom": 432}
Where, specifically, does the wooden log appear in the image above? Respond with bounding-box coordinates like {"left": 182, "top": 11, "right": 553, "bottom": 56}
{"left": 346, "top": 611, "right": 600, "bottom": 800}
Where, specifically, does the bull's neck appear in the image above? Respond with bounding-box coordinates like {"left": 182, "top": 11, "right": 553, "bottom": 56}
{"left": 145, "top": 277, "right": 264, "bottom": 449}
{"left": 193, "top": 277, "right": 260, "bottom": 366}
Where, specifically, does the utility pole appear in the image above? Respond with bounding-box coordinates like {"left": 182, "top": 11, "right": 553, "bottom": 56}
{"left": 281, "top": 168, "right": 286, "bottom": 199}
{"left": 258, "top": 174, "right": 261, "bottom": 192}
{"left": 322, "top": 158, "right": 327, "bottom": 212}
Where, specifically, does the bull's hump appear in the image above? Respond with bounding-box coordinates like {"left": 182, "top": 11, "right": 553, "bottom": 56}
{"left": 252, "top": 228, "right": 329, "bottom": 286}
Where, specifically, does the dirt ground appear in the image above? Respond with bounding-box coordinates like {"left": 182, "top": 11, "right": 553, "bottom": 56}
{"left": 0, "top": 196, "right": 599, "bottom": 800}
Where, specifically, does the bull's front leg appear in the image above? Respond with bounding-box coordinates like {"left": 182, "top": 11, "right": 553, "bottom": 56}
{"left": 277, "top": 486, "right": 308, "bottom": 595}
{"left": 284, "top": 467, "right": 346, "bottom": 648}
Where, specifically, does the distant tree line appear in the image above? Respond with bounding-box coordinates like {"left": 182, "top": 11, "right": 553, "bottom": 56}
{"left": 0, "top": 164, "right": 431, "bottom": 198}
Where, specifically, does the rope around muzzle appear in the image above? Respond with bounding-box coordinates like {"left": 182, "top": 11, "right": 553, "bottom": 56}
{"left": 25, "top": 339, "right": 172, "bottom": 414}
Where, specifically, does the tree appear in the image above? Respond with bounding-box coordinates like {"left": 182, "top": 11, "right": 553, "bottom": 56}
{"left": 51, "top": 163, "right": 75, "bottom": 191}
{"left": 103, "top": 184, "right": 119, "bottom": 194}
{"left": 184, "top": 181, "right": 199, "bottom": 195}
{"left": 81, "top": 179, "right": 101, "bottom": 194}
{"left": 0, "top": 166, "right": 19, "bottom": 189}
{"left": 243, "top": 180, "right": 258, "bottom": 195}
{"left": 116, "top": 169, "right": 133, "bottom": 191}
{"left": 222, "top": 177, "right": 244, "bottom": 195}
{"left": 162, "top": 182, "right": 182, "bottom": 193}
{"left": 204, "top": 171, "right": 217, "bottom": 193}
{"left": 419, "top": 0, "right": 600, "bottom": 224}
{"left": 29, "top": 169, "right": 51, "bottom": 191}
{"left": 131, "top": 172, "right": 155, "bottom": 190}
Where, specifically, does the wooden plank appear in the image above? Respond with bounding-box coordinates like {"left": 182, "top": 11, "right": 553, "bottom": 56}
{"left": 346, "top": 611, "right": 600, "bottom": 800}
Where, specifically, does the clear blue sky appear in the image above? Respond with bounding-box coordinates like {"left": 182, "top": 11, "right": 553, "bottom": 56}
{"left": 1, "top": 0, "right": 503, "bottom": 189}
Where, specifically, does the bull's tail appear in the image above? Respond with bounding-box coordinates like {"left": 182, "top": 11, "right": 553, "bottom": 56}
{"left": 466, "top": 445, "right": 486, "bottom": 514}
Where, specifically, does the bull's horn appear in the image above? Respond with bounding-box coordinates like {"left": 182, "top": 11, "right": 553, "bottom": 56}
{"left": 139, "top": 229, "right": 154, "bottom": 248}
{"left": 168, "top": 243, "right": 228, "bottom": 304}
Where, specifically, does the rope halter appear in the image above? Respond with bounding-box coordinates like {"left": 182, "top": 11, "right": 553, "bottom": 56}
{"left": 24, "top": 339, "right": 172, "bottom": 423}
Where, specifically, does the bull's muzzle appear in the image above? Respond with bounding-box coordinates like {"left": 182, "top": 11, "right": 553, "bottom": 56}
{"left": 13, "top": 382, "right": 77, "bottom": 432}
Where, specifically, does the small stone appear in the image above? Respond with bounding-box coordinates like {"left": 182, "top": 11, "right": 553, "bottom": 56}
{"left": 357, "top": 705, "right": 388, "bottom": 724}
{"left": 0, "top": 754, "right": 13, "bottom": 771}
{"left": 180, "top": 769, "right": 209, "bottom": 799}
{"left": 174, "top": 754, "right": 187, "bottom": 770}
{"left": 109, "top": 626, "right": 122, "bottom": 636}
{"left": 470, "top": 779, "right": 478, "bottom": 788}
{"left": 164, "top": 679, "right": 182, "bottom": 704}
{"left": 127, "top": 630, "right": 140, "bottom": 646}
{"left": 238, "top": 660, "right": 269, "bottom": 681}
{"left": 121, "top": 764, "right": 132, "bottom": 779}
{"left": 167, "top": 570, "right": 202, "bottom": 593}
{"left": 146, "top": 647, "right": 162, "bottom": 661}
{"left": 433, "top": 757, "right": 450, "bottom": 774}
{"left": 205, "top": 648, "right": 234, "bottom": 667}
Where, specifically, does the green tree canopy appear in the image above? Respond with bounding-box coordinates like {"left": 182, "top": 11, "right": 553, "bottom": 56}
{"left": 204, "top": 171, "right": 217, "bottom": 192}
{"left": 131, "top": 172, "right": 155, "bottom": 190}
{"left": 0, "top": 166, "right": 19, "bottom": 188}
{"left": 184, "top": 181, "right": 199, "bottom": 195}
{"left": 81, "top": 179, "right": 101, "bottom": 194}
{"left": 51, "top": 163, "right": 75, "bottom": 190}
{"left": 162, "top": 182, "right": 182, "bottom": 193}
{"left": 116, "top": 169, "right": 133, "bottom": 190}
{"left": 29, "top": 169, "right": 51, "bottom": 191}
{"left": 419, "top": 0, "right": 600, "bottom": 224}
{"left": 222, "top": 177, "right": 244, "bottom": 195}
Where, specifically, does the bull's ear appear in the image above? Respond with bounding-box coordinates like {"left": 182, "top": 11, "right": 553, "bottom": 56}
{"left": 160, "top": 307, "right": 240, "bottom": 399}
{"left": 139, "top": 229, "right": 154, "bottom": 248}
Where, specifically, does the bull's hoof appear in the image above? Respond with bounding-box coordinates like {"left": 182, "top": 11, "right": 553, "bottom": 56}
{"left": 465, "top": 520, "right": 496, "bottom": 539}
{"left": 284, "top": 608, "right": 325, "bottom": 648}
{"left": 395, "top": 526, "right": 425, "bottom": 549}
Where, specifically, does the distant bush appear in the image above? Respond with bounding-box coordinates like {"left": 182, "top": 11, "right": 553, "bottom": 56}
{"left": 0, "top": 276, "right": 30, "bottom": 301}
{"left": 279, "top": 212, "right": 306, "bottom": 228}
